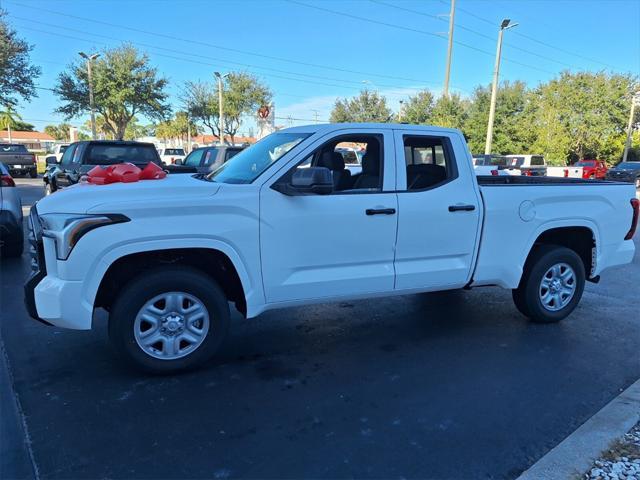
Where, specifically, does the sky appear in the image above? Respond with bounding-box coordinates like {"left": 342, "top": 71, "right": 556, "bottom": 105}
{"left": 3, "top": 0, "right": 640, "bottom": 136}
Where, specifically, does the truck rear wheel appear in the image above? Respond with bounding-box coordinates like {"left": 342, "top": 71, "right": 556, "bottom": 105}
{"left": 512, "top": 245, "right": 585, "bottom": 323}
{"left": 108, "top": 266, "right": 230, "bottom": 374}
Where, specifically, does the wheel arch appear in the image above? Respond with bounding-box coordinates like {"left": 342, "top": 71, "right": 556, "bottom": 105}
{"left": 93, "top": 246, "right": 251, "bottom": 318}
{"left": 522, "top": 223, "right": 597, "bottom": 279}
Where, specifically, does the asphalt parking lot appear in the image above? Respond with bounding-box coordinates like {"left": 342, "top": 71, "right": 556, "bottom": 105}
{"left": 2, "top": 177, "right": 639, "bottom": 480}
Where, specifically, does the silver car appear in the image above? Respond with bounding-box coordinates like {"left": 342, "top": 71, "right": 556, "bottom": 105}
{"left": 0, "top": 162, "right": 23, "bottom": 257}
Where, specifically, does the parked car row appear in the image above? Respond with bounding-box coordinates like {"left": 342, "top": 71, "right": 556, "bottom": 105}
{"left": 43, "top": 141, "right": 197, "bottom": 195}
{"left": 472, "top": 153, "right": 639, "bottom": 187}
{"left": 0, "top": 162, "right": 23, "bottom": 257}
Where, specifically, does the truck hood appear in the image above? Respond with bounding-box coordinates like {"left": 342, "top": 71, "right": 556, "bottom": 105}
{"left": 36, "top": 174, "right": 220, "bottom": 215}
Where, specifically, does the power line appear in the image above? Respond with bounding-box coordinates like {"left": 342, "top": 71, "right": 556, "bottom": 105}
{"left": 5, "top": 0, "right": 439, "bottom": 86}
{"left": 14, "top": 24, "right": 400, "bottom": 93}
{"left": 370, "top": 0, "right": 582, "bottom": 70}
{"left": 447, "top": 1, "right": 615, "bottom": 68}
{"left": 286, "top": 0, "right": 554, "bottom": 75}
{"left": 10, "top": 15, "right": 440, "bottom": 92}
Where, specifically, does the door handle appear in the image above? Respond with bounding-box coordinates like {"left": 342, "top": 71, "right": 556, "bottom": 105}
{"left": 366, "top": 208, "right": 396, "bottom": 216}
{"left": 448, "top": 204, "right": 476, "bottom": 212}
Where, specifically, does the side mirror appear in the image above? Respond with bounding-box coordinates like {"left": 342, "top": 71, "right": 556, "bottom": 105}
{"left": 45, "top": 156, "right": 58, "bottom": 165}
{"left": 174, "top": 159, "right": 183, "bottom": 166}
{"left": 290, "top": 167, "right": 333, "bottom": 195}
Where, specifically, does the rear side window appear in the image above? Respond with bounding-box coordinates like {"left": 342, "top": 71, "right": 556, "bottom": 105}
{"left": 531, "top": 156, "right": 544, "bottom": 166}
{"left": 85, "top": 144, "right": 159, "bottom": 165}
{"left": 224, "top": 149, "right": 241, "bottom": 162}
{"left": 60, "top": 144, "right": 77, "bottom": 166}
{"left": 402, "top": 136, "right": 457, "bottom": 191}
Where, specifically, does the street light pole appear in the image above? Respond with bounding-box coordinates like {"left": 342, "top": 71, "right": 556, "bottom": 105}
{"left": 622, "top": 92, "right": 640, "bottom": 163}
{"left": 443, "top": 0, "right": 456, "bottom": 98}
{"left": 484, "top": 19, "right": 518, "bottom": 155}
{"left": 79, "top": 52, "right": 100, "bottom": 140}
{"left": 214, "top": 72, "right": 229, "bottom": 145}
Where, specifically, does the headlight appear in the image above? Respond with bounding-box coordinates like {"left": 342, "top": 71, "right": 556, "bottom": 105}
{"left": 39, "top": 213, "right": 129, "bottom": 260}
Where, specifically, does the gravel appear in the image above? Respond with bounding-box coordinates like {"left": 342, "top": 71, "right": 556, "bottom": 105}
{"left": 585, "top": 422, "right": 640, "bottom": 480}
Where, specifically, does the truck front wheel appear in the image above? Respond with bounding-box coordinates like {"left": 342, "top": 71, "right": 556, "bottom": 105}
{"left": 512, "top": 245, "right": 585, "bottom": 323}
{"left": 108, "top": 267, "right": 230, "bottom": 373}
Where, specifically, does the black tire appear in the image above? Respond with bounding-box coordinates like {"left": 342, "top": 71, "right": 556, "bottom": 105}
{"left": 44, "top": 182, "right": 53, "bottom": 196}
{"left": 512, "top": 245, "right": 585, "bottom": 323}
{"left": 29, "top": 169, "right": 38, "bottom": 178}
{"left": 108, "top": 266, "right": 230, "bottom": 374}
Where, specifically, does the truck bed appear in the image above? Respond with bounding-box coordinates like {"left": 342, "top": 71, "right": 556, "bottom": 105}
{"left": 476, "top": 175, "right": 617, "bottom": 186}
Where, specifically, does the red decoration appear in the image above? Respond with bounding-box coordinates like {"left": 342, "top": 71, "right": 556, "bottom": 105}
{"left": 86, "top": 162, "right": 167, "bottom": 185}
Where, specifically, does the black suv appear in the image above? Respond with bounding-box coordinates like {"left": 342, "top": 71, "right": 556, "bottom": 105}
{"left": 43, "top": 141, "right": 194, "bottom": 194}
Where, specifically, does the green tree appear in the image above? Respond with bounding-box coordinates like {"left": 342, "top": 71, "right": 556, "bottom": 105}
{"left": 402, "top": 90, "right": 434, "bottom": 124}
{"left": 44, "top": 123, "right": 73, "bottom": 141}
{"left": 0, "top": 105, "right": 21, "bottom": 142}
{"left": 155, "top": 112, "right": 199, "bottom": 143}
{"left": 223, "top": 73, "right": 271, "bottom": 143}
{"left": 182, "top": 81, "right": 218, "bottom": 138}
{"left": 430, "top": 93, "right": 469, "bottom": 130}
{"left": 54, "top": 44, "right": 169, "bottom": 140}
{"left": 464, "top": 81, "right": 533, "bottom": 155}
{"left": 330, "top": 90, "right": 392, "bottom": 123}
{"left": 124, "top": 116, "right": 153, "bottom": 140}
{"left": 531, "top": 72, "right": 637, "bottom": 165}
{"left": 0, "top": 11, "right": 41, "bottom": 107}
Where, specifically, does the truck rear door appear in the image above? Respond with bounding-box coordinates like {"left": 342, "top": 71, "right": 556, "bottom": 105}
{"left": 392, "top": 129, "right": 482, "bottom": 290}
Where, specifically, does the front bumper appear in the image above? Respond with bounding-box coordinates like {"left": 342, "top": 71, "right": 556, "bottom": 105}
{"left": 23, "top": 206, "right": 94, "bottom": 330}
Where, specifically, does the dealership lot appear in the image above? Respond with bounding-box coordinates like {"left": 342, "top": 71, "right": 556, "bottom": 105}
{"left": 2, "top": 178, "right": 640, "bottom": 479}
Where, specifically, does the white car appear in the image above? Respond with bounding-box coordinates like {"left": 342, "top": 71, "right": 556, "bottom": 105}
{"left": 25, "top": 123, "right": 638, "bottom": 373}
{"left": 157, "top": 147, "right": 186, "bottom": 165}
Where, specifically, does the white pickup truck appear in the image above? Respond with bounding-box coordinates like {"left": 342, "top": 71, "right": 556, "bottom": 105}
{"left": 25, "top": 124, "right": 639, "bottom": 373}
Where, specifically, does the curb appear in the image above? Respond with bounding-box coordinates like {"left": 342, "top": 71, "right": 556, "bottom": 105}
{"left": 517, "top": 378, "right": 640, "bottom": 480}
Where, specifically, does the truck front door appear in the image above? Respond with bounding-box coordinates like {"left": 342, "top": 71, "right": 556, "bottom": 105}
{"left": 260, "top": 129, "right": 398, "bottom": 303}
{"left": 392, "top": 130, "right": 482, "bottom": 290}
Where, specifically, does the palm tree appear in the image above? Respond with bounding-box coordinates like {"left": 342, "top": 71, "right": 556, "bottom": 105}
{"left": 0, "top": 106, "right": 22, "bottom": 143}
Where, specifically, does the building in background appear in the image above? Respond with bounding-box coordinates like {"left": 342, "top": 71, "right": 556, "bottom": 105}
{"left": 0, "top": 131, "right": 55, "bottom": 152}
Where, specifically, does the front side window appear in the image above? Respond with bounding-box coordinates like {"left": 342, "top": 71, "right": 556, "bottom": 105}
{"left": 281, "top": 134, "right": 384, "bottom": 194}
{"left": 402, "top": 136, "right": 455, "bottom": 191}
{"left": 184, "top": 149, "right": 205, "bottom": 167}
{"left": 208, "top": 132, "right": 309, "bottom": 184}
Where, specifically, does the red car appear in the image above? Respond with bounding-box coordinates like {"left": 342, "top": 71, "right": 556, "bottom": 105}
{"left": 572, "top": 159, "right": 608, "bottom": 179}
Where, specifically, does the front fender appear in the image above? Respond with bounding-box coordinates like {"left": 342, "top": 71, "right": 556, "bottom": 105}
{"left": 79, "top": 237, "right": 262, "bottom": 317}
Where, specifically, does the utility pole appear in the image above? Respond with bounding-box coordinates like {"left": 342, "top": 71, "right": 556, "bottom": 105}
{"left": 214, "top": 72, "right": 229, "bottom": 145}
{"left": 311, "top": 109, "right": 319, "bottom": 124}
{"left": 484, "top": 19, "right": 518, "bottom": 155}
{"left": 79, "top": 52, "right": 100, "bottom": 140}
{"left": 443, "top": 0, "right": 456, "bottom": 98}
{"left": 622, "top": 92, "right": 640, "bottom": 163}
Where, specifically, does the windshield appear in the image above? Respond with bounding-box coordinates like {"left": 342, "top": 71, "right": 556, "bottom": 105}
{"left": 163, "top": 148, "right": 185, "bottom": 156}
{"left": 59, "top": 145, "right": 68, "bottom": 154}
{"left": 207, "top": 132, "right": 310, "bottom": 184}
{"left": 615, "top": 162, "right": 640, "bottom": 170}
{"left": 575, "top": 161, "right": 595, "bottom": 166}
{"left": 0, "top": 144, "right": 28, "bottom": 153}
